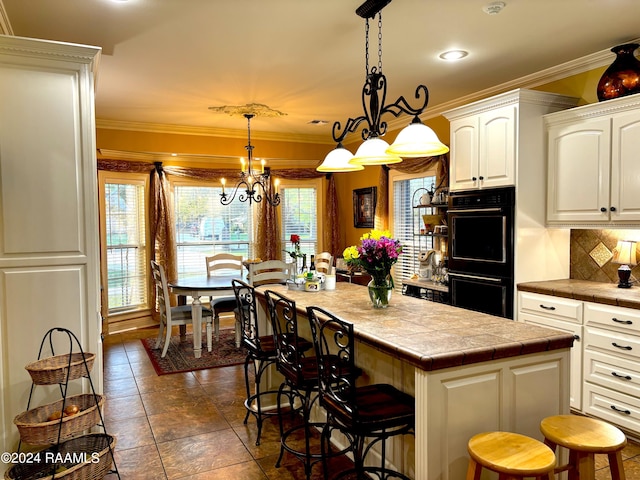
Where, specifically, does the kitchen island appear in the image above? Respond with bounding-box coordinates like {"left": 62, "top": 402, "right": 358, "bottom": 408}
{"left": 254, "top": 282, "right": 573, "bottom": 480}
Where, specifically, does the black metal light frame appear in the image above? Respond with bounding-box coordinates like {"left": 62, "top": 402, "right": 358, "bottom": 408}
{"left": 220, "top": 113, "right": 281, "bottom": 206}
{"left": 330, "top": 0, "right": 431, "bottom": 145}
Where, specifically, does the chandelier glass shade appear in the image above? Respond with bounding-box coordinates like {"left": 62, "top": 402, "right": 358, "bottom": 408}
{"left": 317, "top": 2, "right": 449, "bottom": 173}
{"left": 386, "top": 117, "right": 450, "bottom": 158}
{"left": 220, "top": 113, "right": 280, "bottom": 206}
{"left": 316, "top": 143, "right": 364, "bottom": 172}
{"left": 350, "top": 137, "right": 402, "bottom": 165}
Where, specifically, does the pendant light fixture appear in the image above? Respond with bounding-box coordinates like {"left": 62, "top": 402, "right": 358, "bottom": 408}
{"left": 220, "top": 113, "right": 281, "bottom": 206}
{"left": 316, "top": 0, "right": 448, "bottom": 173}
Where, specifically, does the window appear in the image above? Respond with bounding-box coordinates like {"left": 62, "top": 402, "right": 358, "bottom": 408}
{"left": 391, "top": 173, "right": 437, "bottom": 284}
{"left": 174, "top": 183, "right": 252, "bottom": 276}
{"left": 103, "top": 179, "right": 148, "bottom": 312}
{"left": 279, "top": 181, "right": 320, "bottom": 268}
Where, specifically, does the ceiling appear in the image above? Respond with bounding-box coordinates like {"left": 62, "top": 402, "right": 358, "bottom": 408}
{"left": 2, "top": 0, "right": 640, "bottom": 144}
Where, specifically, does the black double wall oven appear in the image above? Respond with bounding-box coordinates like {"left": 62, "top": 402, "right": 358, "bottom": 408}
{"left": 447, "top": 187, "right": 515, "bottom": 319}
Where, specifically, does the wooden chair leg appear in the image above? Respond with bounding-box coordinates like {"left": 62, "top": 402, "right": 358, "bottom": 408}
{"left": 608, "top": 451, "right": 626, "bottom": 480}
{"left": 572, "top": 451, "right": 595, "bottom": 480}
{"left": 214, "top": 313, "right": 220, "bottom": 342}
{"left": 465, "top": 458, "right": 482, "bottom": 480}
{"left": 206, "top": 321, "right": 212, "bottom": 352}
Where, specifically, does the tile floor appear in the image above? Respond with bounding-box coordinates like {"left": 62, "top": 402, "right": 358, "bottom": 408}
{"left": 102, "top": 325, "right": 640, "bottom": 480}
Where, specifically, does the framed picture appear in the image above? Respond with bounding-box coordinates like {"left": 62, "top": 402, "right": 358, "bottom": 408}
{"left": 353, "top": 187, "right": 377, "bottom": 228}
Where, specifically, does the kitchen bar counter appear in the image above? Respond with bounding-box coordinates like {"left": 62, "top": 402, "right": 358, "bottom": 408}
{"left": 254, "top": 282, "right": 572, "bottom": 480}
{"left": 518, "top": 278, "right": 640, "bottom": 310}
{"left": 261, "top": 282, "right": 573, "bottom": 371}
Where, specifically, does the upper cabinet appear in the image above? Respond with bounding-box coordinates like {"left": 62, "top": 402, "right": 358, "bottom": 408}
{"left": 546, "top": 94, "right": 640, "bottom": 225}
{"left": 444, "top": 89, "right": 579, "bottom": 193}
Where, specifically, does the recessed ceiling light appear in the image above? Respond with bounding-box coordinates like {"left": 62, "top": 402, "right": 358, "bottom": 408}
{"left": 439, "top": 50, "right": 469, "bottom": 61}
{"left": 308, "top": 119, "right": 329, "bottom": 126}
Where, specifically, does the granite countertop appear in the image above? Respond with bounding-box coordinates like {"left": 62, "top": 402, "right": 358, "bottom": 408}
{"left": 256, "top": 282, "right": 573, "bottom": 372}
{"left": 517, "top": 279, "right": 640, "bottom": 310}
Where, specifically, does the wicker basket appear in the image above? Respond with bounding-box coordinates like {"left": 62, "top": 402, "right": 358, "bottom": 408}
{"left": 25, "top": 353, "right": 95, "bottom": 385}
{"left": 14, "top": 394, "right": 105, "bottom": 445}
{"left": 4, "top": 433, "right": 116, "bottom": 480}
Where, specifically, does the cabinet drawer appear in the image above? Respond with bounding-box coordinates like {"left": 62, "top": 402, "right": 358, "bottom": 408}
{"left": 518, "top": 292, "right": 582, "bottom": 324}
{"left": 585, "top": 302, "right": 640, "bottom": 334}
{"left": 583, "top": 383, "right": 640, "bottom": 436}
{"left": 584, "top": 326, "right": 640, "bottom": 361}
{"left": 584, "top": 349, "right": 640, "bottom": 398}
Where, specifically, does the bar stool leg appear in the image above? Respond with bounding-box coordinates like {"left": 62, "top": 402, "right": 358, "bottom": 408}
{"left": 465, "top": 458, "right": 482, "bottom": 480}
{"left": 609, "top": 451, "right": 626, "bottom": 480}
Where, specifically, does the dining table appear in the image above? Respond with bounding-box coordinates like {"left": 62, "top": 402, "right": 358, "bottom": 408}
{"left": 168, "top": 273, "right": 244, "bottom": 358}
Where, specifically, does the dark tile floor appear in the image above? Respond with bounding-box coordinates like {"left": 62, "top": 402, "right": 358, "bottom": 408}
{"left": 102, "top": 325, "right": 640, "bottom": 480}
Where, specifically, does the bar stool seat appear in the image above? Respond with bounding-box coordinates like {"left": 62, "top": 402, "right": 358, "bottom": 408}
{"left": 467, "top": 431, "right": 556, "bottom": 480}
{"left": 540, "top": 414, "right": 627, "bottom": 480}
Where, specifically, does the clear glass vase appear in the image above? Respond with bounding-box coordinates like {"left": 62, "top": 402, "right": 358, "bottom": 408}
{"left": 368, "top": 278, "right": 393, "bottom": 308}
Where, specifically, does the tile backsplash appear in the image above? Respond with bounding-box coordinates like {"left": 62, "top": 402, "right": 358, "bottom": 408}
{"left": 570, "top": 229, "right": 640, "bottom": 285}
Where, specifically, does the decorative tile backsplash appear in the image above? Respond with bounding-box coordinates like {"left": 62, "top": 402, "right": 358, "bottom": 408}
{"left": 570, "top": 229, "right": 640, "bottom": 284}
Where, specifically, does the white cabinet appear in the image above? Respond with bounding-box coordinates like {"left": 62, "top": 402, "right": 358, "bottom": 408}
{"left": 583, "top": 302, "right": 640, "bottom": 433}
{"left": 447, "top": 104, "right": 516, "bottom": 191}
{"left": 518, "top": 292, "right": 583, "bottom": 410}
{"left": 444, "top": 89, "right": 579, "bottom": 192}
{"left": 546, "top": 94, "right": 640, "bottom": 225}
{"left": 0, "top": 35, "right": 101, "bottom": 467}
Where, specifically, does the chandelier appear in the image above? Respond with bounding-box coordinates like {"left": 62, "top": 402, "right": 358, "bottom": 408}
{"left": 317, "top": 0, "right": 449, "bottom": 172}
{"left": 220, "top": 113, "right": 281, "bottom": 206}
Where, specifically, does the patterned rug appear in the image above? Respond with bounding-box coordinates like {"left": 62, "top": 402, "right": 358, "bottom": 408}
{"left": 141, "top": 329, "right": 246, "bottom": 375}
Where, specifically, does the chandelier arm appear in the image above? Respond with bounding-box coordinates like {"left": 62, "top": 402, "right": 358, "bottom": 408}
{"left": 381, "top": 84, "right": 430, "bottom": 118}
{"left": 331, "top": 115, "right": 369, "bottom": 143}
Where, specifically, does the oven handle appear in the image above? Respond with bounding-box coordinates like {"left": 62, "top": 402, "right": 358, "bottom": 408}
{"left": 448, "top": 272, "right": 503, "bottom": 283}
{"left": 449, "top": 207, "right": 504, "bottom": 214}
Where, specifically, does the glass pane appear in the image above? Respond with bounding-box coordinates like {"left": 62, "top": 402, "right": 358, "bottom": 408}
{"left": 174, "top": 185, "right": 252, "bottom": 277}
{"left": 281, "top": 187, "right": 317, "bottom": 261}
{"left": 392, "top": 176, "right": 436, "bottom": 284}
{"left": 105, "top": 183, "right": 147, "bottom": 311}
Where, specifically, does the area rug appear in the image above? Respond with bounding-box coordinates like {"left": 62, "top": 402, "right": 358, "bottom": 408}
{"left": 141, "top": 329, "right": 246, "bottom": 375}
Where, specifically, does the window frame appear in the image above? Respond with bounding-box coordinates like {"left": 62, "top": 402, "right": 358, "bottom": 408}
{"left": 98, "top": 170, "right": 152, "bottom": 324}
{"left": 388, "top": 167, "right": 438, "bottom": 286}
{"left": 277, "top": 177, "right": 324, "bottom": 263}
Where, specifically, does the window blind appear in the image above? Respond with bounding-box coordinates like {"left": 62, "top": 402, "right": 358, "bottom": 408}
{"left": 280, "top": 186, "right": 317, "bottom": 267}
{"left": 105, "top": 182, "right": 147, "bottom": 312}
{"left": 392, "top": 176, "right": 436, "bottom": 284}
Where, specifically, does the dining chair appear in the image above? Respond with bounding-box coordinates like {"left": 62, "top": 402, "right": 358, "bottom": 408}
{"left": 314, "top": 252, "right": 333, "bottom": 274}
{"left": 248, "top": 260, "right": 294, "bottom": 286}
{"left": 232, "top": 279, "right": 279, "bottom": 446}
{"left": 150, "top": 260, "right": 214, "bottom": 358}
{"left": 205, "top": 253, "right": 243, "bottom": 344}
{"left": 307, "top": 305, "right": 415, "bottom": 480}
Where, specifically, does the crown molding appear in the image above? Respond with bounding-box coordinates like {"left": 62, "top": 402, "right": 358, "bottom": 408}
{"left": 415, "top": 38, "right": 640, "bottom": 123}
{"left": 97, "top": 148, "right": 320, "bottom": 168}
{"left": 96, "top": 119, "right": 334, "bottom": 145}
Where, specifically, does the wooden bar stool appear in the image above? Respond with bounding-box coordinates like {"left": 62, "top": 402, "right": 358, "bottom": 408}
{"left": 540, "top": 414, "right": 627, "bottom": 480}
{"left": 466, "top": 431, "right": 556, "bottom": 480}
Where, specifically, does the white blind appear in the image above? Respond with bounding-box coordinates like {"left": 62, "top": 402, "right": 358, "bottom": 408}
{"left": 392, "top": 175, "right": 436, "bottom": 284}
{"left": 105, "top": 182, "right": 147, "bottom": 312}
{"left": 174, "top": 185, "right": 252, "bottom": 277}
{"left": 280, "top": 186, "right": 317, "bottom": 267}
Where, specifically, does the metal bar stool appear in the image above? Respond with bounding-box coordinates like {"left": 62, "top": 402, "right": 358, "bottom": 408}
{"left": 232, "top": 279, "right": 279, "bottom": 446}
{"left": 307, "top": 305, "right": 414, "bottom": 480}
{"left": 466, "top": 431, "right": 556, "bottom": 480}
{"left": 540, "top": 415, "right": 627, "bottom": 480}
{"left": 265, "top": 289, "right": 320, "bottom": 479}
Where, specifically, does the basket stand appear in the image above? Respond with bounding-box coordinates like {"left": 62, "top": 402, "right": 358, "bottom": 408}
{"left": 12, "top": 327, "right": 120, "bottom": 480}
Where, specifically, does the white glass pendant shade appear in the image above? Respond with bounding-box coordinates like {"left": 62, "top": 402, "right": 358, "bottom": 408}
{"left": 350, "top": 137, "right": 403, "bottom": 165}
{"left": 316, "top": 145, "right": 363, "bottom": 172}
{"left": 386, "top": 121, "right": 450, "bottom": 158}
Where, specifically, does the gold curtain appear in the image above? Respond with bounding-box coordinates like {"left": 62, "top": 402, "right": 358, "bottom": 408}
{"left": 376, "top": 154, "right": 449, "bottom": 230}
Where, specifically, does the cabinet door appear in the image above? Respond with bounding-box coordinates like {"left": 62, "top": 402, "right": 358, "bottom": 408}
{"left": 611, "top": 110, "right": 640, "bottom": 221}
{"left": 547, "top": 117, "right": 611, "bottom": 223}
{"left": 449, "top": 117, "right": 479, "bottom": 191}
{"left": 478, "top": 105, "right": 516, "bottom": 189}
